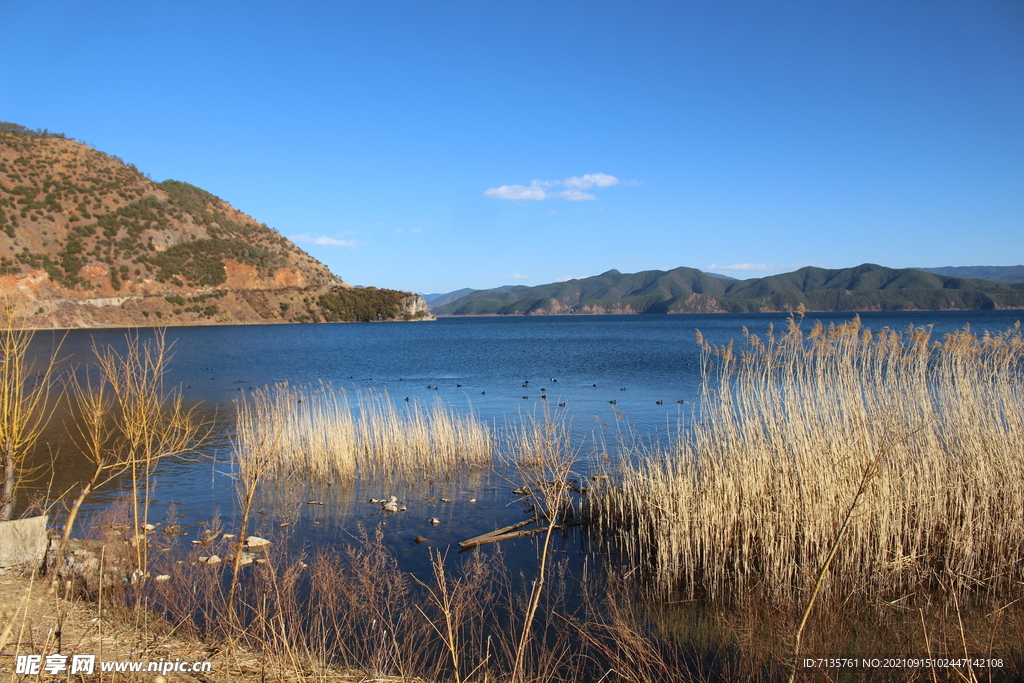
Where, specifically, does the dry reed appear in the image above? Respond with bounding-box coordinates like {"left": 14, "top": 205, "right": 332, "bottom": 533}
{"left": 234, "top": 383, "right": 493, "bottom": 485}
{"left": 595, "top": 316, "right": 1024, "bottom": 601}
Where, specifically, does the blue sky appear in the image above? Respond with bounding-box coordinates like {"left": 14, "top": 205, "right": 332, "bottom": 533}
{"left": 1, "top": 1, "right": 1021, "bottom": 293}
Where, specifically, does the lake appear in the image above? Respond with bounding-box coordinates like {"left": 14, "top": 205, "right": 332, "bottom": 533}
{"left": 12, "top": 311, "right": 1019, "bottom": 683}
{"left": 21, "top": 309, "right": 1024, "bottom": 576}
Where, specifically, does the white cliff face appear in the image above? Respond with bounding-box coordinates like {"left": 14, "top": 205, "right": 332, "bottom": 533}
{"left": 398, "top": 294, "right": 435, "bottom": 321}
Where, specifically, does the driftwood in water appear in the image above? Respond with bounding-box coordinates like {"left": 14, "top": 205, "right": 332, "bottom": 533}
{"left": 458, "top": 517, "right": 542, "bottom": 549}
{"left": 458, "top": 516, "right": 579, "bottom": 549}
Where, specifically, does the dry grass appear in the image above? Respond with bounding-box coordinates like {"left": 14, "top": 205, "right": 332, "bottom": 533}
{"left": 15, "top": 491, "right": 1021, "bottom": 683}
{"left": 142, "top": 524, "right": 501, "bottom": 681}
{"left": 594, "top": 316, "right": 1024, "bottom": 602}
{"left": 234, "top": 383, "right": 494, "bottom": 485}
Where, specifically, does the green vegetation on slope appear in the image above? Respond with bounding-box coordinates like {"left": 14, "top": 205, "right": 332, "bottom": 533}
{"left": 0, "top": 121, "right": 70, "bottom": 139}
{"left": 317, "top": 286, "right": 428, "bottom": 322}
{"left": 147, "top": 238, "right": 280, "bottom": 287}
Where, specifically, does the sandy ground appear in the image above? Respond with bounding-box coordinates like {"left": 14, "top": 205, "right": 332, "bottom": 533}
{"left": 0, "top": 570, "right": 413, "bottom": 682}
{"left": 1, "top": 569, "right": 226, "bottom": 682}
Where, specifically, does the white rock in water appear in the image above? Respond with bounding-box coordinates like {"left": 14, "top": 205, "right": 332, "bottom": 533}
{"left": 428, "top": 518, "right": 441, "bottom": 526}
{"left": 384, "top": 502, "right": 399, "bottom": 512}
{"left": 205, "top": 555, "right": 222, "bottom": 565}
{"left": 155, "top": 574, "right": 171, "bottom": 582}
{"left": 222, "top": 534, "right": 236, "bottom": 540}
{"left": 246, "top": 536, "right": 271, "bottom": 548}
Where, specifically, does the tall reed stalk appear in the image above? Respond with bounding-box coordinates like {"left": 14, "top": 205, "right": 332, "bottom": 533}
{"left": 595, "top": 317, "right": 1024, "bottom": 601}
{"left": 506, "top": 407, "right": 578, "bottom": 683}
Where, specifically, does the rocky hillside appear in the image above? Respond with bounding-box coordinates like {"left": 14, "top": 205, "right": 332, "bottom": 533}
{"left": 434, "top": 264, "right": 1024, "bottom": 315}
{"left": 0, "top": 123, "right": 430, "bottom": 327}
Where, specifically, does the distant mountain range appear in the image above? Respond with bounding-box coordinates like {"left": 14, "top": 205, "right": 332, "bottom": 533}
{"left": 916, "top": 265, "right": 1024, "bottom": 284}
{"left": 421, "top": 285, "right": 519, "bottom": 307}
{"left": 431, "top": 264, "right": 1024, "bottom": 316}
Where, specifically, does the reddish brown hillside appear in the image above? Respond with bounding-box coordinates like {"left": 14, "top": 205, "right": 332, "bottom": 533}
{"left": 0, "top": 125, "right": 429, "bottom": 327}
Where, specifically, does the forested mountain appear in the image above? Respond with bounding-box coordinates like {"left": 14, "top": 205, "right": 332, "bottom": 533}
{"left": 433, "top": 264, "right": 1024, "bottom": 315}
{"left": 917, "top": 265, "right": 1024, "bottom": 284}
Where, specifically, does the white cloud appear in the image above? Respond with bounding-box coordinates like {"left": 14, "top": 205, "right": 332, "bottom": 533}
{"left": 393, "top": 228, "right": 404, "bottom": 233}
{"left": 546, "top": 210, "right": 557, "bottom": 217}
{"left": 484, "top": 173, "right": 627, "bottom": 202}
{"left": 506, "top": 273, "right": 529, "bottom": 279}
{"left": 563, "top": 173, "right": 619, "bottom": 190}
{"left": 483, "top": 184, "right": 549, "bottom": 201}
{"left": 558, "top": 190, "right": 597, "bottom": 201}
{"left": 315, "top": 236, "right": 359, "bottom": 247}
{"left": 556, "top": 275, "right": 586, "bottom": 282}
{"left": 412, "top": 227, "right": 423, "bottom": 233}
{"left": 291, "top": 233, "right": 359, "bottom": 248}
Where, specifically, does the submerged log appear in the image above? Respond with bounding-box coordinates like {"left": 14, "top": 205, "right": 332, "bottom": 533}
{"left": 458, "top": 516, "right": 580, "bottom": 549}
{"left": 459, "top": 525, "right": 561, "bottom": 549}
{"left": 458, "top": 517, "right": 542, "bottom": 549}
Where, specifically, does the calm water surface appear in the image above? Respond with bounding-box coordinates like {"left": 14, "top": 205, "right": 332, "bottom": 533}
{"left": 25, "top": 310, "right": 1024, "bottom": 576}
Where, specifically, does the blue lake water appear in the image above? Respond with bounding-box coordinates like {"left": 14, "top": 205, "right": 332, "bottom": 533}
{"left": 25, "top": 309, "right": 1024, "bottom": 577}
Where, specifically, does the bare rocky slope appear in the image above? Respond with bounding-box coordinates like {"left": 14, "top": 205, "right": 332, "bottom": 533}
{"left": 0, "top": 123, "right": 430, "bottom": 327}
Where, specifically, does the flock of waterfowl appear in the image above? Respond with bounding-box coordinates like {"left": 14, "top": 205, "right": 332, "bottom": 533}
{"left": 188, "top": 370, "right": 686, "bottom": 407}
{"left": 395, "top": 376, "right": 692, "bottom": 409}
{"left": 393, "top": 377, "right": 687, "bottom": 407}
